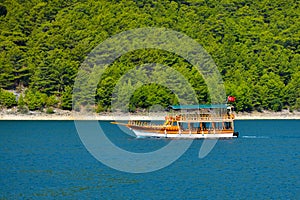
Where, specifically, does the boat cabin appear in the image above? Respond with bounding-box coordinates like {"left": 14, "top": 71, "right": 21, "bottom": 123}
{"left": 166, "top": 104, "right": 235, "bottom": 133}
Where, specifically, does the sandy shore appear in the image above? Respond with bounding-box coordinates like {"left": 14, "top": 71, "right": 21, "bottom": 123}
{"left": 1, "top": 110, "right": 300, "bottom": 120}
{"left": 235, "top": 110, "right": 300, "bottom": 120}
{"left": 0, "top": 114, "right": 164, "bottom": 121}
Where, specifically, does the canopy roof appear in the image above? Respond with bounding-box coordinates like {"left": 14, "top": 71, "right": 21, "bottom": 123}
{"left": 170, "top": 104, "right": 228, "bottom": 110}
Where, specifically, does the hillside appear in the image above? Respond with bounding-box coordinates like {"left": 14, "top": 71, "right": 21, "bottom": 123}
{"left": 0, "top": 0, "right": 299, "bottom": 113}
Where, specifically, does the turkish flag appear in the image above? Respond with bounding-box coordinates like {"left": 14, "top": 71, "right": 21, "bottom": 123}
{"left": 228, "top": 96, "right": 236, "bottom": 102}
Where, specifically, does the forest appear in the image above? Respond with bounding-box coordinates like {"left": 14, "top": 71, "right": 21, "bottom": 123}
{"left": 0, "top": 0, "right": 299, "bottom": 113}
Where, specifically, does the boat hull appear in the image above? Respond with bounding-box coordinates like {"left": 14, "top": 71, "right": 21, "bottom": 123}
{"left": 131, "top": 128, "right": 238, "bottom": 139}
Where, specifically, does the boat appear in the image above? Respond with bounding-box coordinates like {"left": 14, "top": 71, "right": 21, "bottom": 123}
{"left": 115, "top": 104, "right": 239, "bottom": 139}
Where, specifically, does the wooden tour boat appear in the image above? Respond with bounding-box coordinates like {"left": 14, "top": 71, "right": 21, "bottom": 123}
{"left": 116, "top": 104, "right": 239, "bottom": 139}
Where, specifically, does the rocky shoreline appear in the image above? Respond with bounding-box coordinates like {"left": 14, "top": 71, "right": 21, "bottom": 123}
{"left": 0, "top": 109, "right": 300, "bottom": 120}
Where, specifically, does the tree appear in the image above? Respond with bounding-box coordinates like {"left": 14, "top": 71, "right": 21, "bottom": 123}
{"left": 17, "top": 94, "right": 28, "bottom": 113}
{"left": 0, "top": 89, "right": 17, "bottom": 108}
{"left": 46, "top": 95, "right": 59, "bottom": 107}
{"left": 257, "top": 72, "right": 285, "bottom": 111}
{"left": 24, "top": 89, "right": 47, "bottom": 111}
{"left": 61, "top": 86, "right": 72, "bottom": 110}
{"left": 0, "top": 0, "right": 299, "bottom": 112}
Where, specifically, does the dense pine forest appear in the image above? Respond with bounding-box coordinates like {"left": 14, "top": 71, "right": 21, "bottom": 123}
{"left": 0, "top": 0, "right": 299, "bottom": 113}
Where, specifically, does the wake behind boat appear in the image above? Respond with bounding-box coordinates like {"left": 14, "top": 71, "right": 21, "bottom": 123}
{"left": 115, "top": 104, "right": 239, "bottom": 139}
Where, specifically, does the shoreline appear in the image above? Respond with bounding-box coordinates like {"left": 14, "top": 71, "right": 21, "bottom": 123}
{"left": 1, "top": 110, "right": 300, "bottom": 120}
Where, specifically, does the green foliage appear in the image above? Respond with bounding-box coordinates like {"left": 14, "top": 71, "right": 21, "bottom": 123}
{"left": 24, "top": 89, "right": 47, "bottom": 111}
{"left": 17, "top": 94, "right": 28, "bottom": 113}
{"left": 294, "top": 98, "right": 300, "bottom": 111}
{"left": 0, "top": 89, "right": 17, "bottom": 108}
{"left": 61, "top": 86, "right": 72, "bottom": 110}
{"left": 46, "top": 95, "right": 59, "bottom": 107}
{"left": 17, "top": 94, "right": 25, "bottom": 107}
{"left": 0, "top": 4, "right": 7, "bottom": 17}
{"left": 46, "top": 107, "right": 55, "bottom": 114}
{"left": 0, "top": 0, "right": 299, "bottom": 112}
{"left": 96, "top": 103, "right": 107, "bottom": 113}
{"left": 270, "top": 99, "right": 283, "bottom": 112}
{"left": 129, "top": 84, "right": 179, "bottom": 112}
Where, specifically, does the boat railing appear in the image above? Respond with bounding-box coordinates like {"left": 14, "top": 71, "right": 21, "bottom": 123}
{"left": 128, "top": 121, "right": 165, "bottom": 127}
{"left": 171, "top": 114, "right": 234, "bottom": 122}
{"left": 128, "top": 114, "right": 234, "bottom": 127}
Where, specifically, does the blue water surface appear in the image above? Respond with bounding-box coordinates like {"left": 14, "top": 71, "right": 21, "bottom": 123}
{"left": 0, "top": 120, "right": 299, "bottom": 199}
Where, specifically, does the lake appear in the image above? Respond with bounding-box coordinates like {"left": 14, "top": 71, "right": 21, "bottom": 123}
{"left": 0, "top": 120, "right": 299, "bottom": 199}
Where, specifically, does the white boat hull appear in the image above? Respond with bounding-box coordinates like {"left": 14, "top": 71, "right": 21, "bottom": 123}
{"left": 132, "top": 129, "right": 237, "bottom": 139}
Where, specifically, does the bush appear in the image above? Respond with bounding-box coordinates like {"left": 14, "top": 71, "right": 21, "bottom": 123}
{"left": 18, "top": 106, "right": 29, "bottom": 114}
{"left": 270, "top": 99, "right": 283, "bottom": 112}
{"left": 84, "top": 104, "right": 94, "bottom": 112}
{"left": 17, "top": 94, "right": 28, "bottom": 114}
{"left": 61, "top": 86, "right": 72, "bottom": 110}
{"left": 46, "top": 107, "right": 55, "bottom": 114}
{"left": 96, "top": 103, "right": 106, "bottom": 113}
{"left": 293, "top": 98, "right": 300, "bottom": 111}
{"left": 0, "top": 89, "right": 17, "bottom": 108}
{"left": 24, "top": 89, "right": 47, "bottom": 111}
{"left": 46, "top": 95, "right": 59, "bottom": 107}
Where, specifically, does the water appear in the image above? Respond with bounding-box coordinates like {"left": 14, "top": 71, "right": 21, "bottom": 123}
{"left": 0, "top": 120, "right": 299, "bottom": 199}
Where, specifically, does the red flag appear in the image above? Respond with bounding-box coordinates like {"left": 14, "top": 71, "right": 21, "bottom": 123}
{"left": 227, "top": 96, "right": 236, "bottom": 102}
